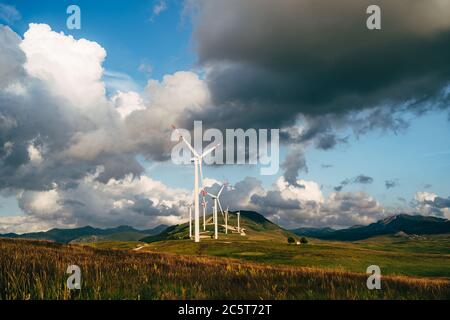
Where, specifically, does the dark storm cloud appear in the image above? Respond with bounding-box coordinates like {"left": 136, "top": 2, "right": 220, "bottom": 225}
{"left": 281, "top": 148, "right": 307, "bottom": 186}
{"left": 191, "top": 0, "right": 450, "bottom": 132}
{"left": 251, "top": 191, "right": 301, "bottom": 211}
{"left": 130, "top": 197, "right": 177, "bottom": 217}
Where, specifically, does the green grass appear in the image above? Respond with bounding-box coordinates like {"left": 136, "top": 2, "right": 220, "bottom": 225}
{"left": 1, "top": 238, "right": 449, "bottom": 300}
{"left": 134, "top": 234, "right": 450, "bottom": 279}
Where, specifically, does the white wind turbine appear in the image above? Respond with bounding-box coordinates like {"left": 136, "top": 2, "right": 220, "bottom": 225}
{"left": 187, "top": 204, "right": 193, "bottom": 238}
{"left": 207, "top": 184, "right": 226, "bottom": 239}
{"left": 225, "top": 207, "right": 229, "bottom": 234}
{"left": 201, "top": 189, "right": 207, "bottom": 231}
{"left": 237, "top": 210, "right": 241, "bottom": 233}
{"left": 172, "top": 125, "right": 219, "bottom": 242}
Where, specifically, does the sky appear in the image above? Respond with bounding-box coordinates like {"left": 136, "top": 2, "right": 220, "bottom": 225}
{"left": 0, "top": 0, "right": 449, "bottom": 233}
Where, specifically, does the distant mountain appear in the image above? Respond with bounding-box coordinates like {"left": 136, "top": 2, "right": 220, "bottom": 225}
{"left": 291, "top": 214, "right": 450, "bottom": 241}
{"left": 0, "top": 224, "right": 168, "bottom": 244}
{"left": 290, "top": 227, "right": 336, "bottom": 238}
{"left": 141, "top": 210, "right": 298, "bottom": 243}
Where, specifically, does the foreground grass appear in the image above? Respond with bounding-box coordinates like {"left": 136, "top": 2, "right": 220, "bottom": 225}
{"left": 1, "top": 238, "right": 449, "bottom": 300}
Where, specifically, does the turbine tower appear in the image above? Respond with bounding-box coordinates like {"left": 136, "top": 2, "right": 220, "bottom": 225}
{"left": 207, "top": 184, "right": 225, "bottom": 239}
{"left": 172, "top": 125, "right": 219, "bottom": 242}
{"left": 237, "top": 211, "right": 241, "bottom": 233}
{"left": 201, "top": 189, "right": 207, "bottom": 231}
{"left": 188, "top": 204, "right": 192, "bottom": 238}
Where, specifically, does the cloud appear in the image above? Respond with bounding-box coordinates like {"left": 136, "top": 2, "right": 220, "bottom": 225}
{"left": 353, "top": 175, "right": 374, "bottom": 184}
{"left": 0, "top": 3, "right": 21, "bottom": 24}
{"left": 0, "top": 24, "right": 144, "bottom": 191}
{"left": 414, "top": 191, "right": 450, "bottom": 219}
{"left": 334, "top": 174, "right": 374, "bottom": 191}
{"left": 103, "top": 70, "right": 140, "bottom": 93}
{"left": 251, "top": 177, "right": 383, "bottom": 229}
{"left": 281, "top": 147, "right": 307, "bottom": 187}
{"left": 151, "top": 0, "right": 167, "bottom": 21}
{"left": 204, "top": 175, "right": 385, "bottom": 229}
{"left": 186, "top": 0, "right": 450, "bottom": 145}
{"left": 10, "top": 168, "right": 191, "bottom": 232}
{"left": 385, "top": 179, "right": 399, "bottom": 189}
{"left": 0, "top": 24, "right": 216, "bottom": 232}
{"left": 111, "top": 91, "right": 145, "bottom": 119}
{"left": 138, "top": 60, "right": 153, "bottom": 76}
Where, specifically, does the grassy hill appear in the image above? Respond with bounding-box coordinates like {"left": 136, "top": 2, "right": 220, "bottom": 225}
{"left": 140, "top": 210, "right": 297, "bottom": 243}
{"left": 1, "top": 238, "right": 449, "bottom": 300}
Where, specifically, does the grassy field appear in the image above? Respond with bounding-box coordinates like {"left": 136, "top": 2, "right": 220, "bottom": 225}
{"left": 1, "top": 238, "right": 449, "bottom": 300}
{"left": 104, "top": 234, "right": 450, "bottom": 279}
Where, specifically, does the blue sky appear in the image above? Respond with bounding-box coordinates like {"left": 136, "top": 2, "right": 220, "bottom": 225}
{"left": 7, "top": 0, "right": 195, "bottom": 84}
{"left": 0, "top": 0, "right": 449, "bottom": 230}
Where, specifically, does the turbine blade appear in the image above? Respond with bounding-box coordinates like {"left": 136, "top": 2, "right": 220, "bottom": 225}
{"left": 201, "top": 143, "right": 220, "bottom": 157}
{"left": 171, "top": 124, "right": 199, "bottom": 157}
{"left": 217, "top": 200, "right": 225, "bottom": 218}
{"left": 217, "top": 185, "right": 225, "bottom": 197}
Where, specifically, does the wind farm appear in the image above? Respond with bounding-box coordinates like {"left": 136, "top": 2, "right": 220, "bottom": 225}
{"left": 172, "top": 125, "right": 243, "bottom": 242}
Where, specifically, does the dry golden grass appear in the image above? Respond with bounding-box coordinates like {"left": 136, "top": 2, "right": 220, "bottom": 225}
{"left": 0, "top": 238, "right": 449, "bottom": 300}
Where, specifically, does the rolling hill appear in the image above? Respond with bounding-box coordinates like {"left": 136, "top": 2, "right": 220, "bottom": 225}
{"left": 0, "top": 224, "right": 167, "bottom": 244}
{"left": 140, "top": 210, "right": 298, "bottom": 243}
{"left": 291, "top": 214, "right": 450, "bottom": 241}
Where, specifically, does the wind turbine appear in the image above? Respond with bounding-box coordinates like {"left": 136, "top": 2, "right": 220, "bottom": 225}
{"left": 207, "top": 184, "right": 225, "bottom": 239}
{"left": 188, "top": 204, "right": 192, "bottom": 238}
{"left": 225, "top": 207, "right": 229, "bottom": 234}
{"left": 172, "top": 125, "right": 219, "bottom": 242}
{"left": 237, "top": 211, "right": 241, "bottom": 233}
{"left": 201, "top": 189, "right": 207, "bottom": 231}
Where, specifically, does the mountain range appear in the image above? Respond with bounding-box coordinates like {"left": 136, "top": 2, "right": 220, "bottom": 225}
{"left": 0, "top": 224, "right": 167, "bottom": 244}
{"left": 291, "top": 214, "right": 450, "bottom": 241}
{"left": 1, "top": 213, "right": 449, "bottom": 244}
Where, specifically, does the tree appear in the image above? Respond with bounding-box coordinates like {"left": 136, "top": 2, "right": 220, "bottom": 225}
{"left": 300, "top": 237, "right": 308, "bottom": 244}
{"left": 287, "top": 236, "right": 295, "bottom": 244}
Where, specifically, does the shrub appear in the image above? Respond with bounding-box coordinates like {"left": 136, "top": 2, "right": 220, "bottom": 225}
{"left": 287, "top": 236, "right": 295, "bottom": 244}
{"left": 300, "top": 237, "right": 308, "bottom": 244}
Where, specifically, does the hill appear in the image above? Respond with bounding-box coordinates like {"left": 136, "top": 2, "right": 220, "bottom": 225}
{"left": 291, "top": 214, "right": 450, "bottom": 241}
{"left": 140, "top": 210, "right": 297, "bottom": 243}
{"left": 290, "top": 227, "right": 335, "bottom": 238}
{"left": 0, "top": 224, "right": 167, "bottom": 244}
